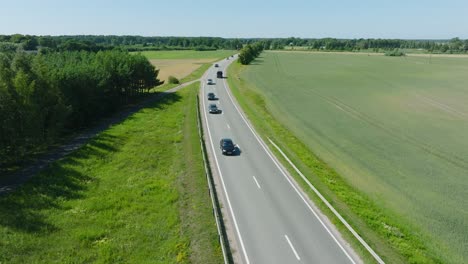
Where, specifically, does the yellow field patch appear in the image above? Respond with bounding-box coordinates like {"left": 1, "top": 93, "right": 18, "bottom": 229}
{"left": 150, "top": 58, "right": 215, "bottom": 82}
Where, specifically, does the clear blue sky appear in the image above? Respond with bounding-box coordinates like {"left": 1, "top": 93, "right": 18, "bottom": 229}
{"left": 1, "top": 0, "right": 467, "bottom": 39}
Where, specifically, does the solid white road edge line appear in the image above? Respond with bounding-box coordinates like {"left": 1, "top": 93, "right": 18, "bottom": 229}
{"left": 201, "top": 78, "right": 251, "bottom": 264}
{"left": 222, "top": 77, "right": 357, "bottom": 264}
{"left": 268, "top": 139, "right": 385, "bottom": 264}
{"left": 285, "top": 235, "right": 301, "bottom": 261}
{"left": 252, "top": 176, "right": 261, "bottom": 189}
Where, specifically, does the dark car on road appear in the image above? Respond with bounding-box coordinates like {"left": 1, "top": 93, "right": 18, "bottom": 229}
{"left": 208, "top": 104, "right": 221, "bottom": 114}
{"left": 216, "top": 71, "right": 223, "bottom": 78}
{"left": 214, "top": 64, "right": 219, "bottom": 67}
{"left": 220, "top": 138, "right": 236, "bottom": 155}
{"left": 207, "top": 92, "right": 216, "bottom": 100}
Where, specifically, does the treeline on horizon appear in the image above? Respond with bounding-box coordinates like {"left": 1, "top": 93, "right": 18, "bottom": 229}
{"left": 269, "top": 37, "right": 468, "bottom": 53}
{"left": 0, "top": 35, "right": 245, "bottom": 52}
{"left": 1, "top": 34, "right": 467, "bottom": 53}
{"left": 0, "top": 49, "right": 162, "bottom": 169}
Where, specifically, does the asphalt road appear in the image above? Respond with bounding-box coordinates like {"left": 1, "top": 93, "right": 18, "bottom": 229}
{"left": 201, "top": 57, "right": 361, "bottom": 264}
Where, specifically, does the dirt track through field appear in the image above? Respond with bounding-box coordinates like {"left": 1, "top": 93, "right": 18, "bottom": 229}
{"left": 414, "top": 93, "right": 468, "bottom": 119}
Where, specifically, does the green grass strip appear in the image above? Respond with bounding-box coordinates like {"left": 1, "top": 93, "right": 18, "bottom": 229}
{"left": 0, "top": 83, "right": 222, "bottom": 264}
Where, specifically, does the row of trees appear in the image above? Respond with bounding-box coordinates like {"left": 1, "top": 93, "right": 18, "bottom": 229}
{"left": 0, "top": 50, "right": 162, "bottom": 167}
{"left": 2, "top": 34, "right": 467, "bottom": 53}
{"left": 238, "top": 43, "right": 264, "bottom": 65}
{"left": 0, "top": 35, "right": 247, "bottom": 52}
{"left": 265, "top": 37, "right": 468, "bottom": 53}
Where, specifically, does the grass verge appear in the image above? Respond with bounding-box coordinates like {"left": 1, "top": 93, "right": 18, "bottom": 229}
{"left": 226, "top": 61, "right": 442, "bottom": 264}
{"left": 0, "top": 83, "right": 223, "bottom": 264}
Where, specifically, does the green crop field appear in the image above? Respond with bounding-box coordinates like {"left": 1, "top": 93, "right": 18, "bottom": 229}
{"left": 137, "top": 50, "right": 236, "bottom": 60}
{"left": 235, "top": 51, "right": 468, "bottom": 263}
{"left": 0, "top": 84, "right": 223, "bottom": 263}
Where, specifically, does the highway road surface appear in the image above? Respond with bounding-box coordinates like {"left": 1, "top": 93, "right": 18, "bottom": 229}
{"left": 200, "top": 56, "right": 361, "bottom": 264}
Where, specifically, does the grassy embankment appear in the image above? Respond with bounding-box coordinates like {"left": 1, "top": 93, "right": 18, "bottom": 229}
{"left": 0, "top": 83, "right": 223, "bottom": 263}
{"left": 226, "top": 51, "right": 468, "bottom": 263}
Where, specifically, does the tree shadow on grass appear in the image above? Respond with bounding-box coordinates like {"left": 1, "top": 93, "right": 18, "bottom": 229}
{"left": 0, "top": 92, "right": 182, "bottom": 191}
{"left": 0, "top": 91, "right": 183, "bottom": 234}
{"left": 0, "top": 92, "right": 184, "bottom": 233}
{"left": 0, "top": 133, "right": 120, "bottom": 233}
{"left": 250, "top": 59, "right": 264, "bottom": 65}
{"left": 84, "top": 92, "right": 182, "bottom": 135}
{"left": 107, "top": 91, "right": 182, "bottom": 124}
{"left": 249, "top": 55, "right": 265, "bottom": 66}
{"left": 148, "top": 91, "right": 182, "bottom": 110}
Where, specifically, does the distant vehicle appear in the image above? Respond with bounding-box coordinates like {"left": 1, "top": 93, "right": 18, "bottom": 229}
{"left": 208, "top": 104, "right": 221, "bottom": 114}
{"left": 207, "top": 92, "right": 216, "bottom": 100}
{"left": 207, "top": 79, "right": 214, "bottom": 85}
{"left": 220, "top": 138, "right": 236, "bottom": 155}
{"left": 214, "top": 64, "right": 219, "bottom": 67}
{"left": 216, "top": 71, "right": 223, "bottom": 78}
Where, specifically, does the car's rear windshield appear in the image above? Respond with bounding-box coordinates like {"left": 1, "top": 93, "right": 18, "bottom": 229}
{"left": 222, "top": 140, "right": 233, "bottom": 146}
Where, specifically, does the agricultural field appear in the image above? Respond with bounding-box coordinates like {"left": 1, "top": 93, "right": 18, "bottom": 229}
{"left": 0, "top": 84, "right": 223, "bottom": 263}
{"left": 148, "top": 58, "right": 214, "bottom": 82}
{"left": 137, "top": 50, "right": 235, "bottom": 82}
{"left": 235, "top": 51, "right": 468, "bottom": 263}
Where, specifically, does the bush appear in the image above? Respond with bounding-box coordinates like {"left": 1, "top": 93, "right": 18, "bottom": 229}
{"left": 385, "top": 49, "right": 406, "bottom": 56}
{"left": 168, "top": 75, "right": 180, "bottom": 84}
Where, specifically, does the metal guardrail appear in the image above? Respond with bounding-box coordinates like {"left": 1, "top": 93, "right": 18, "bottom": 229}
{"left": 195, "top": 94, "right": 233, "bottom": 264}
{"left": 268, "top": 138, "right": 385, "bottom": 264}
